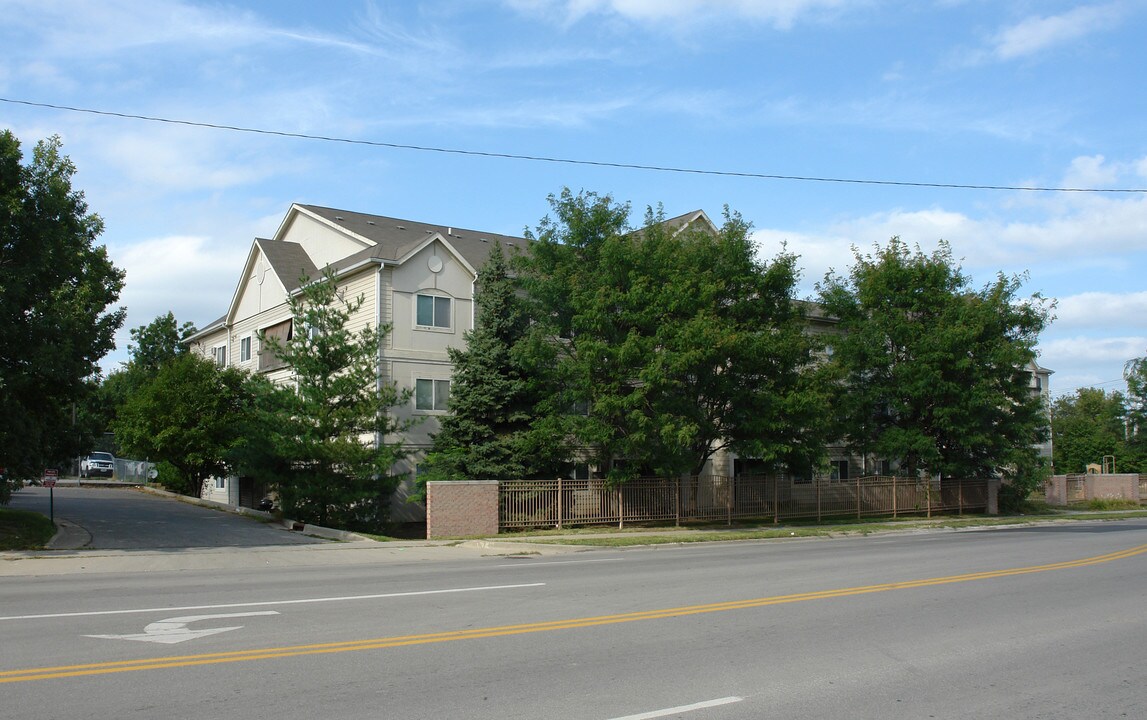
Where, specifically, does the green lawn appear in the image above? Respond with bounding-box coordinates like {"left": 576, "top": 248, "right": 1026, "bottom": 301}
{"left": 0, "top": 507, "right": 56, "bottom": 551}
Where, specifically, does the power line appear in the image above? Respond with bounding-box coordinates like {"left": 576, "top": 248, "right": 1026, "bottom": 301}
{"left": 5, "top": 97, "right": 1146, "bottom": 194}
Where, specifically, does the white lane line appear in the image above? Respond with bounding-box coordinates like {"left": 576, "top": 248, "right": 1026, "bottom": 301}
{"left": 491, "top": 558, "right": 623, "bottom": 568}
{"left": 609, "top": 696, "right": 744, "bottom": 720}
{"left": 0, "top": 583, "right": 546, "bottom": 621}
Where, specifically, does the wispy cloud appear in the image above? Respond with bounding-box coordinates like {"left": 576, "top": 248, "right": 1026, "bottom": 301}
{"left": 975, "top": 3, "right": 1126, "bottom": 63}
{"left": 504, "top": 0, "right": 865, "bottom": 29}
{"left": 993, "top": 3, "right": 1124, "bottom": 60}
{"left": 2, "top": 0, "right": 372, "bottom": 57}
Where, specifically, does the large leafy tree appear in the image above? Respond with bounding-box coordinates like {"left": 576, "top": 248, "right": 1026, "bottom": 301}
{"left": 517, "top": 189, "right": 827, "bottom": 481}
{"left": 0, "top": 131, "right": 125, "bottom": 481}
{"left": 113, "top": 353, "right": 254, "bottom": 497}
{"left": 94, "top": 312, "right": 198, "bottom": 442}
{"left": 1051, "top": 388, "right": 1132, "bottom": 474}
{"left": 818, "top": 237, "right": 1052, "bottom": 481}
{"left": 420, "top": 244, "right": 567, "bottom": 486}
{"left": 1121, "top": 354, "right": 1147, "bottom": 470}
{"left": 258, "top": 270, "right": 414, "bottom": 531}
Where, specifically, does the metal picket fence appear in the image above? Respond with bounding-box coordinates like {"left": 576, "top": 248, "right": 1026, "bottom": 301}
{"left": 499, "top": 475, "right": 989, "bottom": 530}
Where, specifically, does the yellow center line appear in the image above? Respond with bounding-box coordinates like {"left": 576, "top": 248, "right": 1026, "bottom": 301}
{"left": 5, "top": 542, "right": 1145, "bottom": 684}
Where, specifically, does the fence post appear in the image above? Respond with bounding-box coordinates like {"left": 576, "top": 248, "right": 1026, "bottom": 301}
{"left": 773, "top": 475, "right": 779, "bottom": 524}
{"left": 557, "top": 477, "right": 563, "bottom": 529}
{"left": 856, "top": 474, "right": 862, "bottom": 519}
{"left": 618, "top": 486, "right": 624, "bottom": 530}
{"left": 674, "top": 477, "right": 680, "bottom": 527}
{"left": 816, "top": 479, "right": 821, "bottom": 523}
{"left": 727, "top": 476, "right": 733, "bottom": 526}
{"left": 892, "top": 475, "right": 898, "bottom": 518}
{"left": 927, "top": 477, "right": 933, "bottom": 518}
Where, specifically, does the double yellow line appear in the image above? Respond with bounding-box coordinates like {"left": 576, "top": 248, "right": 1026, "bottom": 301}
{"left": 5, "top": 542, "right": 1146, "bottom": 684}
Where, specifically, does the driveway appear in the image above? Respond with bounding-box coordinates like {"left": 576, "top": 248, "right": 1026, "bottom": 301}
{"left": 7, "top": 486, "right": 328, "bottom": 550}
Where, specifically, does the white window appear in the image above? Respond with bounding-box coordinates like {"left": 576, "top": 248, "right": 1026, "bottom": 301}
{"left": 214, "top": 477, "right": 225, "bottom": 490}
{"left": 212, "top": 345, "right": 227, "bottom": 367}
{"left": 415, "top": 379, "right": 450, "bottom": 411}
{"left": 240, "top": 336, "right": 252, "bottom": 362}
{"left": 416, "top": 294, "right": 452, "bottom": 329}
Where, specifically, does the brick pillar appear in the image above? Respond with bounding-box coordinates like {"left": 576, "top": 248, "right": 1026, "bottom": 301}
{"left": 426, "top": 480, "right": 499, "bottom": 539}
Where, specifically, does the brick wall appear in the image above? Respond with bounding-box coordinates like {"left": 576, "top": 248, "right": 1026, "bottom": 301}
{"left": 1045, "top": 474, "right": 1142, "bottom": 505}
{"left": 426, "top": 480, "right": 499, "bottom": 539}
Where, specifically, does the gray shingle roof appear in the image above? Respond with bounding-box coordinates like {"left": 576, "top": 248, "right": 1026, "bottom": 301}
{"left": 299, "top": 204, "right": 526, "bottom": 272}
{"left": 256, "top": 237, "right": 319, "bottom": 292}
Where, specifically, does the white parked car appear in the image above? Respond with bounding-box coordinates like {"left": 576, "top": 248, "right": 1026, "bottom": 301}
{"left": 80, "top": 452, "right": 115, "bottom": 478}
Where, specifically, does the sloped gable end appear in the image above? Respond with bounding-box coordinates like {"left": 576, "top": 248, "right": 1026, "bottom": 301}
{"left": 278, "top": 204, "right": 378, "bottom": 269}
{"left": 665, "top": 209, "right": 719, "bottom": 237}
{"left": 227, "top": 238, "right": 318, "bottom": 323}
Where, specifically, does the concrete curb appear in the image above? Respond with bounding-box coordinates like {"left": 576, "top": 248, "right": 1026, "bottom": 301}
{"left": 458, "top": 539, "right": 590, "bottom": 554}
{"left": 45, "top": 518, "right": 93, "bottom": 550}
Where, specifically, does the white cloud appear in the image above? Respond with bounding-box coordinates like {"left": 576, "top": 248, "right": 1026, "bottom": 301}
{"left": 96, "top": 128, "right": 275, "bottom": 193}
{"left": 505, "top": 0, "right": 862, "bottom": 29}
{"left": 3, "top": 0, "right": 371, "bottom": 57}
{"left": 989, "top": 3, "right": 1124, "bottom": 61}
{"left": 1054, "top": 292, "right": 1147, "bottom": 331}
{"left": 1061, "top": 155, "right": 1122, "bottom": 189}
{"left": 1039, "top": 335, "right": 1146, "bottom": 393}
{"left": 749, "top": 154, "right": 1147, "bottom": 397}
{"left": 103, "top": 233, "right": 248, "bottom": 369}
{"left": 1136, "top": 157, "right": 1147, "bottom": 179}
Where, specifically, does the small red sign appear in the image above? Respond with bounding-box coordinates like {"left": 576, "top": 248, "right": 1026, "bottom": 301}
{"left": 43, "top": 468, "right": 58, "bottom": 488}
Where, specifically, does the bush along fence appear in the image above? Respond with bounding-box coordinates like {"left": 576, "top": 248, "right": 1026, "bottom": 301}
{"left": 426, "top": 475, "right": 998, "bottom": 538}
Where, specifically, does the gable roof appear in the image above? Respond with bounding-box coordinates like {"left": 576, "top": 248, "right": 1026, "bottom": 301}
{"left": 659, "top": 209, "right": 718, "bottom": 236}
{"left": 258, "top": 237, "right": 318, "bottom": 293}
{"left": 297, "top": 204, "right": 526, "bottom": 274}
{"left": 188, "top": 203, "right": 715, "bottom": 343}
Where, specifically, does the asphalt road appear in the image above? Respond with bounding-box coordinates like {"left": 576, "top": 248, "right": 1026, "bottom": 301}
{"left": 7, "top": 485, "right": 326, "bottom": 549}
{"left": 2, "top": 516, "right": 1146, "bottom": 719}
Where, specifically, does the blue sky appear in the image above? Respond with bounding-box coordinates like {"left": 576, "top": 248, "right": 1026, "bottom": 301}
{"left": 2, "top": 0, "right": 1145, "bottom": 400}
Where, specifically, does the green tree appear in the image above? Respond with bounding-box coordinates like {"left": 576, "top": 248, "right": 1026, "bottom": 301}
{"left": 126, "top": 312, "right": 197, "bottom": 375}
{"left": 113, "top": 353, "right": 255, "bottom": 497}
{"left": 91, "top": 313, "right": 199, "bottom": 444}
{"left": 258, "top": 271, "right": 414, "bottom": 531}
{"left": 0, "top": 131, "right": 125, "bottom": 484}
{"left": 818, "top": 237, "right": 1052, "bottom": 482}
{"left": 1122, "top": 354, "right": 1147, "bottom": 470}
{"left": 419, "top": 244, "right": 567, "bottom": 488}
{"left": 518, "top": 189, "right": 827, "bottom": 481}
{"left": 1051, "top": 388, "right": 1130, "bottom": 474}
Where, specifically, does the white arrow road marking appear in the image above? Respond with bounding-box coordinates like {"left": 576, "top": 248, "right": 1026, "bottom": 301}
{"left": 85, "top": 611, "right": 280, "bottom": 644}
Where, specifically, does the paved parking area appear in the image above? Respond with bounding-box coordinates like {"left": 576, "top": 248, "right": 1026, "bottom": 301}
{"left": 7, "top": 486, "right": 328, "bottom": 550}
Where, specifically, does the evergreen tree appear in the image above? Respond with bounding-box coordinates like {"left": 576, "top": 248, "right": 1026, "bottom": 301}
{"left": 420, "top": 244, "right": 567, "bottom": 485}
{"left": 259, "top": 270, "right": 414, "bottom": 531}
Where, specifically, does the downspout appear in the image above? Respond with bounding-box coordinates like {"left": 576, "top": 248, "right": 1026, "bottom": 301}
{"left": 375, "top": 262, "right": 384, "bottom": 451}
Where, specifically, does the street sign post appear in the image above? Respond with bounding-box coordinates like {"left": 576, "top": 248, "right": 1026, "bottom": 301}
{"left": 43, "top": 469, "right": 58, "bottom": 523}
